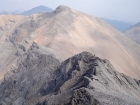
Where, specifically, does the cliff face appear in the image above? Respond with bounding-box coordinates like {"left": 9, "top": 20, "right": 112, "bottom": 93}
{"left": 0, "top": 43, "right": 140, "bottom": 105}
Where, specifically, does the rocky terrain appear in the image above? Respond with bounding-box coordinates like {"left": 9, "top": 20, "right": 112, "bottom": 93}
{"left": 125, "top": 22, "right": 140, "bottom": 44}
{"left": 0, "top": 43, "right": 140, "bottom": 105}
{"left": 0, "top": 6, "right": 140, "bottom": 80}
{"left": 0, "top": 5, "right": 140, "bottom": 105}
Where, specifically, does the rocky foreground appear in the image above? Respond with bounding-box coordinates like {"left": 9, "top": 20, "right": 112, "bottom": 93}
{"left": 0, "top": 43, "right": 140, "bottom": 105}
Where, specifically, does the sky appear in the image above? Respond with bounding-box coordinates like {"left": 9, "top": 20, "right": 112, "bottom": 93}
{"left": 0, "top": 0, "right": 140, "bottom": 23}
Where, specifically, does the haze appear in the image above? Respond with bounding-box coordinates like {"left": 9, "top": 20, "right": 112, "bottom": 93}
{"left": 0, "top": 0, "right": 140, "bottom": 23}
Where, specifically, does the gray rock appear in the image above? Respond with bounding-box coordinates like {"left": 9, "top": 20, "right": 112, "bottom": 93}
{"left": 1, "top": 48, "right": 140, "bottom": 105}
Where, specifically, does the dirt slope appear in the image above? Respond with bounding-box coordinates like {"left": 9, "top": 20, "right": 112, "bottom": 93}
{"left": 0, "top": 6, "right": 140, "bottom": 80}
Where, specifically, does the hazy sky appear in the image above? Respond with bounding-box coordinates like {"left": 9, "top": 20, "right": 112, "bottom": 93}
{"left": 0, "top": 0, "right": 140, "bottom": 23}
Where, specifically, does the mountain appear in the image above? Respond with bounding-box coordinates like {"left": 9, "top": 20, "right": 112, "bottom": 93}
{"left": 0, "top": 6, "right": 53, "bottom": 16}
{"left": 0, "top": 11, "right": 11, "bottom": 14}
{"left": 12, "top": 9, "right": 25, "bottom": 14}
{"left": 102, "top": 18, "right": 131, "bottom": 32}
{"left": 125, "top": 22, "right": 140, "bottom": 44}
{"left": 0, "top": 10, "right": 25, "bottom": 15}
{"left": 0, "top": 6, "right": 140, "bottom": 81}
{"left": 21, "top": 5, "right": 53, "bottom": 16}
{"left": 0, "top": 46, "right": 140, "bottom": 104}
{"left": 0, "top": 5, "right": 140, "bottom": 105}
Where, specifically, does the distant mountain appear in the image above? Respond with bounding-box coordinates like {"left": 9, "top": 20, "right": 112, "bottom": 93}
{"left": 12, "top": 9, "right": 25, "bottom": 14}
{"left": 0, "top": 10, "right": 25, "bottom": 15}
{"left": 102, "top": 18, "right": 132, "bottom": 32}
{"left": 21, "top": 5, "right": 53, "bottom": 16}
{"left": 0, "top": 6, "right": 53, "bottom": 16}
{"left": 125, "top": 22, "right": 140, "bottom": 44}
{"left": 0, "top": 11, "right": 11, "bottom": 14}
{"left": 127, "top": 22, "right": 140, "bottom": 30}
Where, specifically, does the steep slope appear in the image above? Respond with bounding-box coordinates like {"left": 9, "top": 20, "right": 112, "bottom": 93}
{"left": 0, "top": 5, "right": 140, "bottom": 80}
{"left": 102, "top": 18, "right": 131, "bottom": 32}
{"left": 0, "top": 45, "right": 140, "bottom": 105}
{"left": 31, "top": 6, "right": 140, "bottom": 79}
{"left": 125, "top": 22, "right": 140, "bottom": 44}
{"left": 38, "top": 51, "right": 140, "bottom": 105}
{"left": 0, "top": 14, "right": 27, "bottom": 80}
{"left": 21, "top": 6, "right": 53, "bottom": 16}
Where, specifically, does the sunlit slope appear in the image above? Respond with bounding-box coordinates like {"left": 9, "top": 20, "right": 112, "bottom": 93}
{"left": 0, "top": 6, "right": 140, "bottom": 79}
{"left": 32, "top": 6, "right": 140, "bottom": 79}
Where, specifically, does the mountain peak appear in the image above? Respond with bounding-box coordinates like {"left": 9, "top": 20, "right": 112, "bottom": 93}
{"left": 56, "top": 5, "right": 70, "bottom": 9}
{"left": 32, "top": 5, "right": 50, "bottom": 9}
{"left": 54, "top": 5, "right": 71, "bottom": 13}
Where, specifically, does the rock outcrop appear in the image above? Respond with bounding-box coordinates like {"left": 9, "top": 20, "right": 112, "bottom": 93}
{"left": 0, "top": 5, "right": 140, "bottom": 105}
{"left": 0, "top": 45, "right": 140, "bottom": 105}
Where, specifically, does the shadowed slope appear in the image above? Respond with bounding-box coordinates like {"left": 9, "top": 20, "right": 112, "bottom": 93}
{"left": 0, "top": 14, "right": 26, "bottom": 80}
{"left": 0, "top": 45, "right": 140, "bottom": 104}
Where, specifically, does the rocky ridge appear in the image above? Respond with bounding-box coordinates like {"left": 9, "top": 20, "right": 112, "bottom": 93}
{"left": 0, "top": 5, "right": 140, "bottom": 105}
{"left": 0, "top": 43, "right": 140, "bottom": 105}
{"left": 0, "top": 6, "right": 140, "bottom": 80}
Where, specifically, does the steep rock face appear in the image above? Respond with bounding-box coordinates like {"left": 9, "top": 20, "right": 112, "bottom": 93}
{"left": 0, "top": 46, "right": 140, "bottom": 105}
{"left": 0, "top": 43, "right": 60, "bottom": 105}
{"left": 37, "top": 51, "right": 140, "bottom": 105}
{"left": 0, "top": 15, "right": 26, "bottom": 79}
{"left": 70, "top": 88, "right": 100, "bottom": 105}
